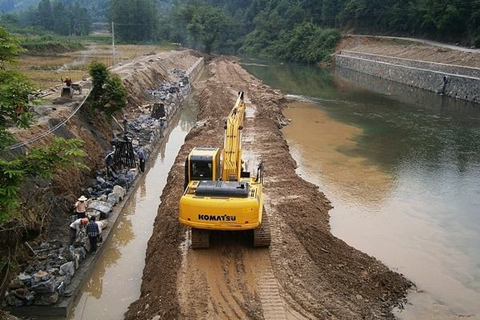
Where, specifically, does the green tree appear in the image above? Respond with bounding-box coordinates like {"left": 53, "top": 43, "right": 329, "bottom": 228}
{"left": 109, "top": 0, "right": 158, "bottom": 42}
{"left": 88, "top": 61, "right": 127, "bottom": 119}
{"left": 0, "top": 27, "right": 24, "bottom": 68}
{"left": 103, "top": 74, "right": 127, "bottom": 118}
{"left": 0, "top": 138, "right": 86, "bottom": 222}
{"left": 36, "top": 0, "right": 54, "bottom": 31}
{"left": 187, "top": 5, "right": 231, "bottom": 53}
{"left": 89, "top": 61, "right": 109, "bottom": 103}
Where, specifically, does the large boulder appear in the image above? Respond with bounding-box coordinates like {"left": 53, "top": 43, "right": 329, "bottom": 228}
{"left": 31, "top": 278, "right": 56, "bottom": 294}
{"left": 17, "top": 273, "right": 32, "bottom": 287}
{"left": 88, "top": 200, "right": 113, "bottom": 216}
{"left": 6, "top": 293, "right": 24, "bottom": 307}
{"left": 113, "top": 185, "right": 126, "bottom": 200}
{"left": 59, "top": 261, "right": 75, "bottom": 278}
{"left": 33, "top": 292, "right": 59, "bottom": 306}
{"left": 107, "top": 193, "right": 119, "bottom": 206}
{"left": 73, "top": 247, "right": 87, "bottom": 261}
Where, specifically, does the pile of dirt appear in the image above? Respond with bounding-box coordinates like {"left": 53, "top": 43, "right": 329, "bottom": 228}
{"left": 337, "top": 35, "right": 480, "bottom": 68}
{"left": 125, "top": 57, "right": 412, "bottom": 320}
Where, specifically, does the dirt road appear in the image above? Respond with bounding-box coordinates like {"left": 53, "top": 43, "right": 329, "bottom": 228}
{"left": 124, "top": 57, "right": 411, "bottom": 320}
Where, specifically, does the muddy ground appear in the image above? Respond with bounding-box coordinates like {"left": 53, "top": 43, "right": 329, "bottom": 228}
{"left": 124, "top": 57, "right": 412, "bottom": 320}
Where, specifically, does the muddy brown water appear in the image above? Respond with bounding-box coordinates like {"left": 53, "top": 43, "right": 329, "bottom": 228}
{"left": 242, "top": 61, "right": 480, "bottom": 319}
{"left": 53, "top": 99, "right": 197, "bottom": 320}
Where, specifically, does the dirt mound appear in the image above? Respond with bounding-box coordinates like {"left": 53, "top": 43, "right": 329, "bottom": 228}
{"left": 125, "top": 57, "right": 411, "bottom": 320}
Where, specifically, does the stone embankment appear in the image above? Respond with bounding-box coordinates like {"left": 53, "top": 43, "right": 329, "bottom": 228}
{"left": 335, "top": 50, "right": 480, "bottom": 104}
{"left": 3, "top": 50, "right": 204, "bottom": 318}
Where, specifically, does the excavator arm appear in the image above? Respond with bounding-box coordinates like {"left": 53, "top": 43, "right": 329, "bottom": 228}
{"left": 222, "top": 92, "right": 246, "bottom": 181}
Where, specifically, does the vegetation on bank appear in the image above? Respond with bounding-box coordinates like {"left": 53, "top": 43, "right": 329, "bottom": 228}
{"left": 89, "top": 61, "right": 127, "bottom": 119}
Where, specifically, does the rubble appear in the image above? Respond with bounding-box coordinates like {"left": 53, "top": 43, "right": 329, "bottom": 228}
{"left": 4, "top": 241, "right": 85, "bottom": 307}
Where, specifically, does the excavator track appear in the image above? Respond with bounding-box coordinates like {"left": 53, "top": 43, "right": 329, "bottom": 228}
{"left": 191, "top": 228, "right": 210, "bottom": 249}
{"left": 253, "top": 210, "right": 271, "bottom": 247}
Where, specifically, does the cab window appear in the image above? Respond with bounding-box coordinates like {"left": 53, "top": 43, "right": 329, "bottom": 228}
{"left": 191, "top": 161, "right": 213, "bottom": 180}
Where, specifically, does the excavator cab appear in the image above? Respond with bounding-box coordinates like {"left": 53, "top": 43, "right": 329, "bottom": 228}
{"left": 184, "top": 147, "right": 220, "bottom": 190}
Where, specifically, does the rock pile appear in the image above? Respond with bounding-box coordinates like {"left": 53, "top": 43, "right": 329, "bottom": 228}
{"left": 4, "top": 241, "right": 86, "bottom": 307}
{"left": 4, "top": 65, "right": 193, "bottom": 311}
{"left": 148, "top": 69, "right": 189, "bottom": 102}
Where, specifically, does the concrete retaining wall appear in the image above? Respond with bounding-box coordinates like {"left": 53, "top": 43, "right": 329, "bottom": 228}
{"left": 335, "top": 51, "right": 480, "bottom": 104}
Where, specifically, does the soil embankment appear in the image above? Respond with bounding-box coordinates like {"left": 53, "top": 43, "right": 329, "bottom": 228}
{"left": 125, "top": 57, "right": 411, "bottom": 320}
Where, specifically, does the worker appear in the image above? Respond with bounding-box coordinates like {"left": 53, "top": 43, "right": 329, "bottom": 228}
{"left": 69, "top": 218, "right": 88, "bottom": 246}
{"left": 74, "top": 196, "right": 88, "bottom": 219}
{"left": 86, "top": 216, "right": 100, "bottom": 253}
{"left": 137, "top": 147, "right": 146, "bottom": 172}
{"left": 95, "top": 219, "right": 107, "bottom": 243}
{"left": 61, "top": 77, "right": 72, "bottom": 87}
{"left": 105, "top": 150, "right": 116, "bottom": 178}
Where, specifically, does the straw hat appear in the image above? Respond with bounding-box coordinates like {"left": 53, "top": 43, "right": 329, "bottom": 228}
{"left": 78, "top": 195, "right": 87, "bottom": 201}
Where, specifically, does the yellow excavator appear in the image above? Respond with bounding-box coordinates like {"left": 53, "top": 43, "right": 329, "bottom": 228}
{"left": 179, "top": 92, "right": 271, "bottom": 249}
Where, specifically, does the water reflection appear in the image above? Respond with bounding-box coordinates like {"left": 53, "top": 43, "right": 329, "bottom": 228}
{"left": 242, "top": 61, "right": 480, "bottom": 318}
{"left": 283, "top": 102, "right": 393, "bottom": 208}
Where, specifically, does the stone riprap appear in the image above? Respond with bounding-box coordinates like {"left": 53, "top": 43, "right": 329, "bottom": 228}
{"left": 8, "top": 55, "right": 205, "bottom": 317}
{"left": 335, "top": 51, "right": 480, "bottom": 104}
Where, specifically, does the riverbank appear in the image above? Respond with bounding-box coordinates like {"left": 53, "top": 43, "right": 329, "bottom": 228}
{"left": 335, "top": 35, "right": 480, "bottom": 104}
{"left": 125, "top": 57, "right": 411, "bottom": 320}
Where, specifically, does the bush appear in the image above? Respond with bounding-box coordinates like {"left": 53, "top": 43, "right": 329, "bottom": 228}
{"left": 89, "top": 61, "right": 109, "bottom": 103}
{"left": 241, "top": 22, "right": 341, "bottom": 64}
{"left": 103, "top": 74, "right": 127, "bottom": 118}
{"left": 88, "top": 61, "right": 127, "bottom": 119}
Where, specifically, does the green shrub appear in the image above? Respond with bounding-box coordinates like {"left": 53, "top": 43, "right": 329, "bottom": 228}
{"left": 103, "top": 74, "right": 127, "bottom": 118}
{"left": 241, "top": 22, "right": 341, "bottom": 64}
{"left": 88, "top": 61, "right": 127, "bottom": 119}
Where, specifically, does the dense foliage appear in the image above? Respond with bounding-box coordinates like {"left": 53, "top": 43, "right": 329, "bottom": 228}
{"left": 0, "top": 27, "right": 86, "bottom": 223}
{"left": 1, "top": 0, "right": 109, "bottom": 22}
{"left": 204, "top": 0, "right": 480, "bottom": 46}
{"left": 89, "top": 61, "right": 127, "bottom": 119}
{"left": 13, "top": 0, "right": 91, "bottom": 36}
{"left": 169, "top": 2, "right": 232, "bottom": 53}
{"left": 156, "top": 0, "right": 480, "bottom": 61}
{"left": 108, "top": 0, "right": 158, "bottom": 42}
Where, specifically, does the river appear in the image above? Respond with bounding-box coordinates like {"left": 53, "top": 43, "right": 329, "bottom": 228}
{"left": 242, "top": 61, "right": 480, "bottom": 319}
